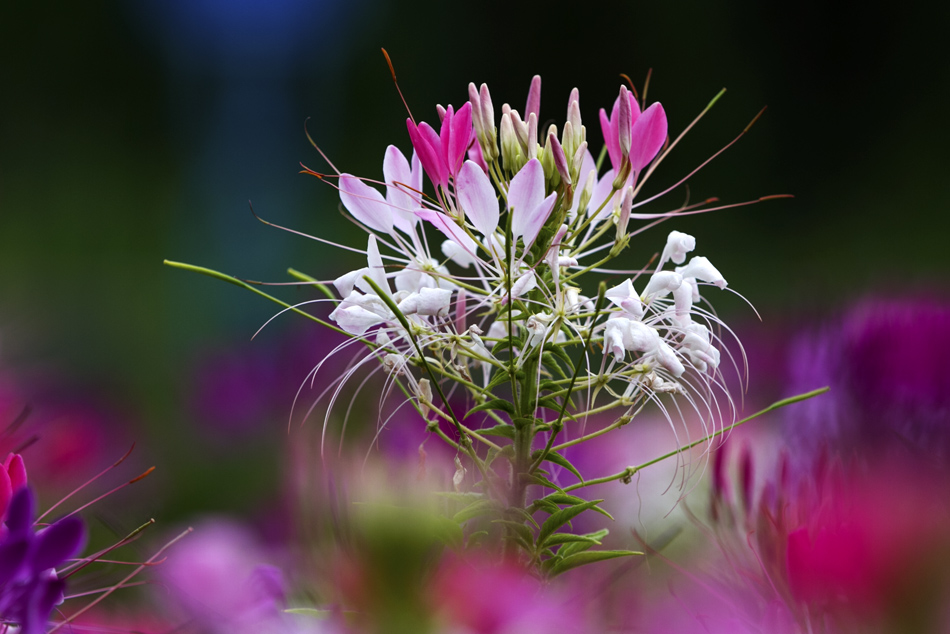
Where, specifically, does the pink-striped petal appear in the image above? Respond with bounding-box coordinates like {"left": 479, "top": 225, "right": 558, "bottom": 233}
{"left": 629, "top": 102, "right": 667, "bottom": 172}
{"left": 339, "top": 174, "right": 393, "bottom": 234}
{"left": 508, "top": 158, "right": 546, "bottom": 240}
{"left": 599, "top": 107, "right": 620, "bottom": 172}
{"left": 520, "top": 191, "right": 557, "bottom": 250}
{"left": 416, "top": 210, "right": 478, "bottom": 259}
{"left": 456, "top": 160, "right": 498, "bottom": 237}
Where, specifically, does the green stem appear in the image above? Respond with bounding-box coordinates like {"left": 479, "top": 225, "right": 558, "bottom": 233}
{"left": 562, "top": 387, "right": 830, "bottom": 492}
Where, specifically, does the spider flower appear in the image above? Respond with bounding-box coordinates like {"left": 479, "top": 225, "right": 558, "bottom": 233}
{"left": 317, "top": 77, "right": 742, "bottom": 444}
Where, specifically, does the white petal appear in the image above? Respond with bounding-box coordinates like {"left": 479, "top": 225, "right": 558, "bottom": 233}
{"left": 642, "top": 271, "right": 683, "bottom": 300}
{"left": 354, "top": 235, "right": 389, "bottom": 296}
{"left": 397, "top": 287, "right": 453, "bottom": 316}
{"left": 457, "top": 160, "right": 499, "bottom": 237}
{"left": 659, "top": 230, "right": 696, "bottom": 268}
{"left": 511, "top": 271, "right": 537, "bottom": 298}
{"left": 676, "top": 256, "right": 727, "bottom": 289}
{"left": 508, "top": 158, "right": 546, "bottom": 239}
{"left": 339, "top": 174, "right": 393, "bottom": 234}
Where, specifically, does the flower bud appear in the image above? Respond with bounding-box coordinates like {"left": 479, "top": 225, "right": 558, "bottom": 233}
{"left": 561, "top": 120, "right": 575, "bottom": 161}
{"left": 468, "top": 82, "right": 483, "bottom": 137}
{"left": 616, "top": 185, "right": 633, "bottom": 239}
{"left": 548, "top": 132, "right": 571, "bottom": 185}
{"left": 567, "top": 95, "right": 583, "bottom": 147}
{"left": 617, "top": 85, "right": 632, "bottom": 158}
{"left": 500, "top": 112, "right": 523, "bottom": 173}
{"left": 525, "top": 74, "right": 541, "bottom": 121}
{"left": 479, "top": 83, "right": 498, "bottom": 160}
{"left": 509, "top": 109, "right": 530, "bottom": 155}
{"left": 577, "top": 168, "right": 596, "bottom": 216}
{"left": 436, "top": 104, "right": 447, "bottom": 122}
{"left": 526, "top": 113, "right": 538, "bottom": 160}
{"left": 571, "top": 140, "right": 588, "bottom": 185}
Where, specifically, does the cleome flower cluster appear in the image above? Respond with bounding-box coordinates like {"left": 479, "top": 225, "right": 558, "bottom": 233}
{"left": 322, "top": 75, "right": 737, "bottom": 440}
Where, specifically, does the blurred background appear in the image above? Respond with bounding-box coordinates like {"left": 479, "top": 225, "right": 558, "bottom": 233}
{"left": 1, "top": 0, "right": 949, "bottom": 586}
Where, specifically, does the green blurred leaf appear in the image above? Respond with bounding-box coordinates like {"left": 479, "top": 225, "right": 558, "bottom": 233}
{"left": 452, "top": 499, "right": 497, "bottom": 524}
{"left": 478, "top": 423, "right": 516, "bottom": 439}
{"left": 467, "top": 399, "right": 516, "bottom": 417}
{"left": 547, "top": 549, "right": 642, "bottom": 577}
{"left": 532, "top": 450, "right": 584, "bottom": 483}
{"left": 558, "top": 529, "right": 610, "bottom": 558}
{"left": 538, "top": 499, "right": 603, "bottom": 545}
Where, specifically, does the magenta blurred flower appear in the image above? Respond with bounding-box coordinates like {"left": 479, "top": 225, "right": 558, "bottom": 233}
{"left": 431, "top": 555, "right": 589, "bottom": 634}
{"left": 0, "top": 487, "right": 86, "bottom": 634}
{"left": 785, "top": 298, "right": 950, "bottom": 464}
{"left": 160, "top": 519, "right": 295, "bottom": 633}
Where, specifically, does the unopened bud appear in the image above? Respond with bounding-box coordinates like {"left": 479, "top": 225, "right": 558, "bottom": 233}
{"left": 418, "top": 378, "right": 433, "bottom": 419}
{"left": 618, "top": 85, "right": 632, "bottom": 158}
{"left": 500, "top": 112, "right": 523, "bottom": 172}
{"left": 479, "top": 84, "right": 498, "bottom": 160}
{"left": 527, "top": 113, "right": 538, "bottom": 160}
{"left": 571, "top": 140, "right": 588, "bottom": 184}
{"left": 578, "top": 169, "right": 596, "bottom": 216}
{"left": 561, "top": 120, "right": 575, "bottom": 160}
{"left": 510, "top": 109, "right": 530, "bottom": 155}
{"left": 468, "top": 83, "right": 484, "bottom": 139}
{"left": 548, "top": 132, "right": 571, "bottom": 185}
{"left": 567, "top": 97, "right": 582, "bottom": 147}
{"left": 617, "top": 185, "right": 633, "bottom": 239}
{"left": 525, "top": 74, "right": 541, "bottom": 120}
{"left": 436, "top": 104, "right": 447, "bottom": 123}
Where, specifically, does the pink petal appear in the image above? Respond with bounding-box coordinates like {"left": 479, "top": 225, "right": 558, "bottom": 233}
{"left": 599, "top": 107, "right": 620, "bottom": 173}
{"left": 383, "top": 145, "right": 419, "bottom": 234}
{"left": 407, "top": 119, "right": 445, "bottom": 190}
{"left": 618, "top": 86, "right": 632, "bottom": 157}
{"left": 629, "top": 102, "right": 667, "bottom": 172}
{"left": 447, "top": 102, "right": 474, "bottom": 178}
{"left": 520, "top": 191, "right": 557, "bottom": 251}
{"left": 467, "top": 138, "right": 488, "bottom": 173}
{"left": 339, "top": 174, "right": 393, "bottom": 234}
{"left": 456, "top": 160, "right": 499, "bottom": 237}
{"left": 416, "top": 210, "right": 478, "bottom": 259}
{"left": 0, "top": 467, "right": 10, "bottom": 522}
{"left": 4, "top": 454, "right": 25, "bottom": 492}
{"left": 508, "top": 158, "right": 546, "bottom": 240}
{"left": 525, "top": 75, "right": 541, "bottom": 121}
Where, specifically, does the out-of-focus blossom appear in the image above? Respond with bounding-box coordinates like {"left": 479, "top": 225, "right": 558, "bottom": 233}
{"left": 159, "top": 519, "right": 313, "bottom": 633}
{"left": 785, "top": 298, "right": 950, "bottom": 464}
{"left": 431, "top": 555, "right": 589, "bottom": 634}
{"left": 0, "top": 487, "right": 87, "bottom": 634}
{"left": 700, "top": 440, "right": 950, "bottom": 631}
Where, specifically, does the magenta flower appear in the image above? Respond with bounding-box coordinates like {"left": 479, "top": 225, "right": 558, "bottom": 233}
{"left": 406, "top": 102, "right": 474, "bottom": 192}
{"left": 598, "top": 86, "right": 667, "bottom": 175}
{"left": 0, "top": 487, "right": 86, "bottom": 634}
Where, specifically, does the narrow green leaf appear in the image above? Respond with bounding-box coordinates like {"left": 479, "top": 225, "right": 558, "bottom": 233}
{"left": 452, "top": 499, "right": 497, "bottom": 524}
{"left": 478, "top": 423, "right": 516, "bottom": 440}
{"left": 532, "top": 450, "right": 584, "bottom": 483}
{"left": 466, "top": 530, "right": 489, "bottom": 548}
{"left": 548, "top": 549, "right": 642, "bottom": 577}
{"left": 486, "top": 369, "right": 511, "bottom": 390}
{"left": 543, "top": 533, "right": 603, "bottom": 547}
{"left": 492, "top": 337, "right": 525, "bottom": 355}
{"left": 492, "top": 520, "right": 535, "bottom": 550}
{"left": 466, "top": 399, "right": 516, "bottom": 417}
{"left": 541, "top": 352, "right": 570, "bottom": 379}
{"left": 526, "top": 473, "right": 567, "bottom": 495}
{"left": 558, "top": 529, "right": 610, "bottom": 558}
{"left": 538, "top": 500, "right": 604, "bottom": 546}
